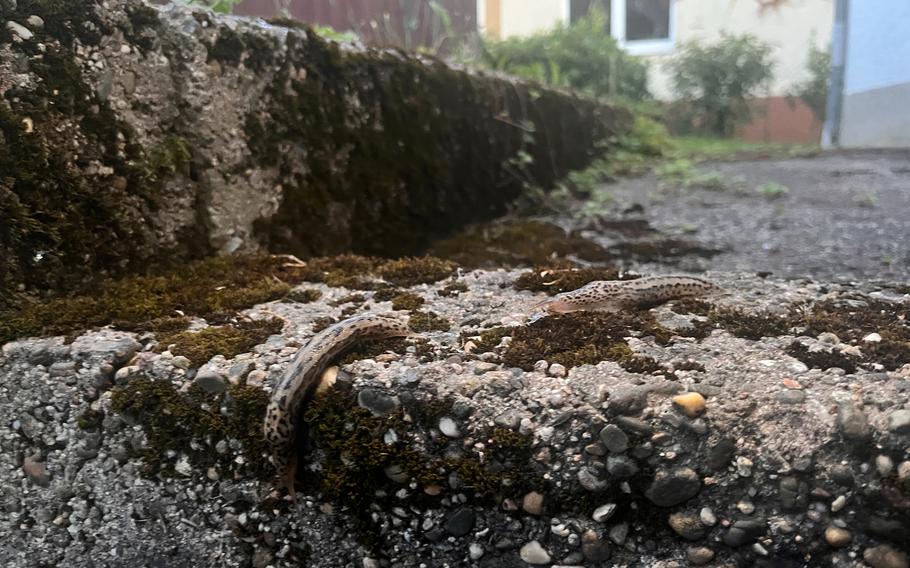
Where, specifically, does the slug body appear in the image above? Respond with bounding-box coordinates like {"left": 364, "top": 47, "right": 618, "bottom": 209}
{"left": 263, "top": 313, "right": 410, "bottom": 500}
{"left": 537, "top": 275, "right": 723, "bottom": 314}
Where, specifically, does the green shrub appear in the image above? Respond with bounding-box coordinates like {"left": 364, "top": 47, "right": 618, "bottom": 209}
{"left": 479, "top": 8, "right": 650, "bottom": 101}
{"left": 791, "top": 42, "right": 830, "bottom": 122}
{"left": 665, "top": 34, "right": 774, "bottom": 137}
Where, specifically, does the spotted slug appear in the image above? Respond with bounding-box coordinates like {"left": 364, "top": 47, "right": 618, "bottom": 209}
{"left": 535, "top": 275, "right": 723, "bottom": 314}
{"left": 263, "top": 313, "right": 410, "bottom": 501}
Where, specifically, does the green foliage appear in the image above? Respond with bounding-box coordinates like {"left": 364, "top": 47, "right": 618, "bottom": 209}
{"left": 311, "top": 24, "right": 360, "bottom": 43}
{"left": 666, "top": 34, "right": 775, "bottom": 137}
{"left": 670, "top": 136, "right": 818, "bottom": 162}
{"left": 755, "top": 181, "right": 789, "bottom": 199}
{"left": 479, "top": 8, "right": 650, "bottom": 101}
{"left": 791, "top": 42, "right": 830, "bottom": 122}
{"left": 181, "top": 0, "right": 244, "bottom": 14}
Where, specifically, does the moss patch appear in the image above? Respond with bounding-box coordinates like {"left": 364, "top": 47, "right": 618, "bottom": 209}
{"left": 708, "top": 296, "right": 910, "bottom": 371}
{"left": 298, "top": 255, "right": 456, "bottom": 290}
{"left": 472, "top": 312, "right": 680, "bottom": 374}
{"left": 428, "top": 220, "right": 611, "bottom": 268}
{"left": 329, "top": 293, "right": 367, "bottom": 307}
{"left": 408, "top": 311, "right": 451, "bottom": 333}
{"left": 785, "top": 342, "right": 858, "bottom": 374}
{"left": 707, "top": 307, "right": 794, "bottom": 340}
{"left": 159, "top": 318, "right": 283, "bottom": 367}
{"left": 390, "top": 292, "right": 425, "bottom": 311}
{"left": 438, "top": 282, "right": 469, "bottom": 297}
{"left": 300, "top": 384, "right": 542, "bottom": 547}
{"left": 111, "top": 378, "right": 271, "bottom": 479}
{"left": 513, "top": 265, "right": 634, "bottom": 295}
{"left": 0, "top": 255, "right": 303, "bottom": 343}
{"left": 287, "top": 288, "right": 323, "bottom": 303}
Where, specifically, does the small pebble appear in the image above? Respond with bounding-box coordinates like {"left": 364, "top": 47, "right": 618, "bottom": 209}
{"left": 6, "top": 21, "right": 34, "bottom": 40}
{"left": 592, "top": 503, "right": 617, "bottom": 523}
{"left": 548, "top": 362, "right": 567, "bottom": 377}
{"left": 672, "top": 392, "right": 706, "bottom": 418}
{"left": 439, "top": 417, "right": 461, "bottom": 438}
{"left": 824, "top": 526, "right": 852, "bottom": 547}
{"left": 23, "top": 454, "right": 50, "bottom": 487}
{"left": 736, "top": 500, "right": 755, "bottom": 514}
{"left": 519, "top": 540, "right": 551, "bottom": 565}
{"left": 599, "top": 424, "right": 628, "bottom": 453}
{"left": 608, "top": 522, "right": 628, "bottom": 545}
{"left": 468, "top": 543, "right": 485, "bottom": 561}
{"left": 699, "top": 507, "right": 717, "bottom": 526}
{"left": 863, "top": 332, "right": 882, "bottom": 343}
{"left": 863, "top": 545, "right": 909, "bottom": 568}
{"left": 876, "top": 454, "right": 895, "bottom": 477}
{"left": 831, "top": 495, "right": 847, "bottom": 513}
{"left": 522, "top": 491, "right": 544, "bottom": 515}
{"left": 668, "top": 512, "right": 706, "bottom": 540}
{"left": 686, "top": 546, "right": 715, "bottom": 565}
{"left": 888, "top": 409, "right": 910, "bottom": 435}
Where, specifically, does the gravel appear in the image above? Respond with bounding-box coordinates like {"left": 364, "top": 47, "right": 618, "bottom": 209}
{"left": 1, "top": 268, "right": 909, "bottom": 566}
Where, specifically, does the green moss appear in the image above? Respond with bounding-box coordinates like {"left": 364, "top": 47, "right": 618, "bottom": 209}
{"left": 298, "top": 255, "right": 456, "bottom": 290}
{"left": 0, "top": 255, "right": 303, "bottom": 343}
{"left": 329, "top": 293, "right": 367, "bottom": 307}
{"left": 371, "top": 287, "right": 403, "bottom": 302}
{"left": 707, "top": 307, "right": 793, "bottom": 340}
{"left": 76, "top": 408, "right": 104, "bottom": 431}
{"left": 461, "top": 326, "right": 511, "bottom": 352}
{"left": 287, "top": 288, "right": 323, "bottom": 303}
{"left": 311, "top": 316, "right": 337, "bottom": 333}
{"left": 514, "top": 265, "right": 633, "bottom": 295}
{"left": 207, "top": 27, "right": 245, "bottom": 65}
{"left": 299, "top": 384, "right": 543, "bottom": 547}
{"left": 707, "top": 296, "right": 910, "bottom": 371}
{"left": 408, "top": 311, "right": 451, "bottom": 333}
{"left": 123, "top": 4, "right": 161, "bottom": 51}
{"left": 437, "top": 282, "right": 469, "bottom": 297}
{"left": 488, "top": 312, "right": 677, "bottom": 374}
{"left": 377, "top": 257, "right": 457, "bottom": 287}
{"left": 159, "top": 318, "right": 282, "bottom": 367}
{"left": 428, "top": 220, "right": 611, "bottom": 269}
{"left": 111, "top": 378, "right": 271, "bottom": 479}
{"left": 669, "top": 298, "right": 714, "bottom": 317}
{"left": 390, "top": 292, "right": 425, "bottom": 311}
{"left": 785, "top": 341, "right": 857, "bottom": 373}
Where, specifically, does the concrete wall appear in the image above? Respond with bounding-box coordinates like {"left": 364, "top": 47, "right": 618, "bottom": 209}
{"left": 840, "top": 0, "right": 910, "bottom": 147}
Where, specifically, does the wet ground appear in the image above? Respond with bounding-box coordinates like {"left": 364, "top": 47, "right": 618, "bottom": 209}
{"left": 581, "top": 150, "right": 910, "bottom": 282}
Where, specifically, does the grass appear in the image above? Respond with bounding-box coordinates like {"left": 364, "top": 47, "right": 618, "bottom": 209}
{"left": 670, "top": 136, "right": 819, "bottom": 162}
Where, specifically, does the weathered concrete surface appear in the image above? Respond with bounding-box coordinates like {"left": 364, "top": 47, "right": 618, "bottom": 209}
{"left": 0, "top": 0, "right": 629, "bottom": 303}
{"left": 1, "top": 270, "right": 909, "bottom": 567}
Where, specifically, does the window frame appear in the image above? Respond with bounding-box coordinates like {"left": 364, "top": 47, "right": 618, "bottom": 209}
{"left": 566, "top": 0, "right": 676, "bottom": 56}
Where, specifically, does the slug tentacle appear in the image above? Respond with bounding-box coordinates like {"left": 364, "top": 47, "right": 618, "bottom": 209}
{"left": 263, "top": 313, "right": 410, "bottom": 501}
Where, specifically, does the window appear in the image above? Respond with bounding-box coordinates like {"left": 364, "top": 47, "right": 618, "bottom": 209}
{"left": 626, "top": 0, "right": 670, "bottom": 41}
{"left": 567, "top": 0, "right": 674, "bottom": 55}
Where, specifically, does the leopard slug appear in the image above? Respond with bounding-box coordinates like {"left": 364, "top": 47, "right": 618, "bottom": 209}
{"left": 535, "top": 275, "right": 723, "bottom": 314}
{"left": 263, "top": 313, "right": 410, "bottom": 501}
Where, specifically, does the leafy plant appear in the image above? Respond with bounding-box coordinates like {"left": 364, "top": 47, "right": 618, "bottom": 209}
{"left": 791, "top": 42, "right": 830, "bottom": 122}
{"left": 756, "top": 181, "right": 789, "bottom": 199}
{"left": 478, "top": 7, "right": 650, "bottom": 102}
{"left": 666, "top": 34, "right": 775, "bottom": 137}
{"left": 181, "top": 0, "right": 244, "bottom": 14}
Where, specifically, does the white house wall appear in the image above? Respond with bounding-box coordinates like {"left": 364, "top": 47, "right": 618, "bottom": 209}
{"left": 489, "top": 0, "right": 833, "bottom": 101}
